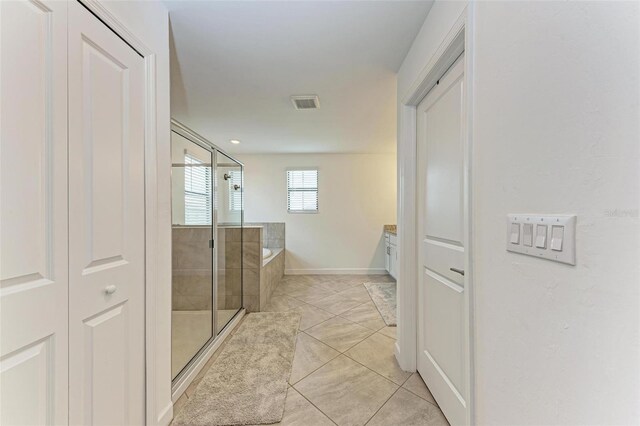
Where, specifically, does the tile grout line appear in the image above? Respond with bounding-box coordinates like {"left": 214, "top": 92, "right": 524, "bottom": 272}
{"left": 289, "top": 384, "right": 339, "bottom": 426}
{"left": 399, "top": 374, "right": 443, "bottom": 409}
{"left": 342, "top": 349, "right": 408, "bottom": 388}
{"left": 289, "top": 331, "right": 341, "bottom": 386}
{"left": 363, "top": 386, "right": 403, "bottom": 426}
{"left": 291, "top": 353, "right": 400, "bottom": 426}
{"left": 306, "top": 323, "right": 376, "bottom": 354}
{"left": 277, "top": 276, "right": 406, "bottom": 424}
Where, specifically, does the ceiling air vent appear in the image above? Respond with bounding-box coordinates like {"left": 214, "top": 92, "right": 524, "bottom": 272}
{"left": 291, "top": 95, "right": 320, "bottom": 110}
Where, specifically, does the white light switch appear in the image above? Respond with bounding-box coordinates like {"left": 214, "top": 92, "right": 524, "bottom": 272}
{"left": 551, "top": 225, "right": 564, "bottom": 251}
{"left": 510, "top": 223, "right": 520, "bottom": 244}
{"left": 523, "top": 223, "right": 533, "bottom": 247}
{"left": 535, "top": 225, "right": 547, "bottom": 248}
{"left": 506, "top": 215, "right": 576, "bottom": 265}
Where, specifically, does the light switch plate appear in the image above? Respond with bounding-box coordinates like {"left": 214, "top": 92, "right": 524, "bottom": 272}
{"left": 506, "top": 214, "right": 576, "bottom": 265}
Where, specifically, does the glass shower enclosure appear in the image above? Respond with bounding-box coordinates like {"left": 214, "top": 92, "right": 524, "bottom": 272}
{"left": 170, "top": 120, "right": 244, "bottom": 384}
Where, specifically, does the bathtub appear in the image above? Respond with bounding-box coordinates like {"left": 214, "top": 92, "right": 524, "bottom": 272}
{"left": 262, "top": 248, "right": 273, "bottom": 259}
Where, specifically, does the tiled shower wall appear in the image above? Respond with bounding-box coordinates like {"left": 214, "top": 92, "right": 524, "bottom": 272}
{"left": 245, "top": 222, "right": 285, "bottom": 248}
{"left": 222, "top": 226, "right": 262, "bottom": 311}
{"left": 172, "top": 224, "right": 285, "bottom": 312}
{"left": 172, "top": 227, "right": 212, "bottom": 311}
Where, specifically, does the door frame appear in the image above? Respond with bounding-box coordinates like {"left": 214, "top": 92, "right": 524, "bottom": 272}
{"left": 396, "top": 5, "right": 475, "bottom": 424}
{"left": 75, "top": 1, "right": 162, "bottom": 424}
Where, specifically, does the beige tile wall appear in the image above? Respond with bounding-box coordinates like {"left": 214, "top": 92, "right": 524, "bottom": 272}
{"left": 259, "top": 249, "right": 285, "bottom": 309}
{"left": 172, "top": 227, "right": 213, "bottom": 311}
{"left": 172, "top": 225, "right": 285, "bottom": 313}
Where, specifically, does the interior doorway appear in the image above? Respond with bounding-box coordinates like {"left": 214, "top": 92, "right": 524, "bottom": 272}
{"left": 416, "top": 53, "right": 469, "bottom": 426}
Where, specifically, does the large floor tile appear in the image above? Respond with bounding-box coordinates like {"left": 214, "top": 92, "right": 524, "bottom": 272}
{"left": 287, "top": 285, "right": 336, "bottom": 304}
{"left": 309, "top": 292, "right": 363, "bottom": 315}
{"left": 340, "top": 302, "right": 386, "bottom": 331}
{"left": 294, "top": 355, "right": 398, "bottom": 426}
{"left": 305, "top": 316, "right": 374, "bottom": 352}
{"left": 290, "top": 303, "right": 335, "bottom": 330}
{"left": 345, "top": 333, "right": 410, "bottom": 385}
{"left": 289, "top": 332, "right": 339, "bottom": 384}
{"left": 363, "top": 274, "right": 396, "bottom": 283}
{"left": 402, "top": 372, "right": 437, "bottom": 405}
{"left": 377, "top": 326, "right": 397, "bottom": 339}
{"left": 366, "top": 388, "right": 449, "bottom": 426}
{"left": 273, "top": 280, "right": 313, "bottom": 297}
{"left": 335, "top": 285, "right": 373, "bottom": 304}
{"left": 315, "top": 276, "right": 365, "bottom": 293}
{"left": 262, "top": 387, "right": 334, "bottom": 426}
{"left": 262, "top": 295, "right": 305, "bottom": 312}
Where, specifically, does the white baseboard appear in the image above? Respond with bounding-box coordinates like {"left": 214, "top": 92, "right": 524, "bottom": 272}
{"left": 285, "top": 268, "right": 388, "bottom": 275}
{"left": 157, "top": 401, "right": 173, "bottom": 426}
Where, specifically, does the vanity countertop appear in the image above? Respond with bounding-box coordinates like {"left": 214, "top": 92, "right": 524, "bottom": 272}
{"left": 384, "top": 224, "right": 397, "bottom": 235}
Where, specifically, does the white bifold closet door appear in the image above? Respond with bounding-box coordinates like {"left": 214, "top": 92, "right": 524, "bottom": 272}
{"left": 0, "top": 1, "right": 69, "bottom": 424}
{"left": 67, "top": 2, "right": 146, "bottom": 425}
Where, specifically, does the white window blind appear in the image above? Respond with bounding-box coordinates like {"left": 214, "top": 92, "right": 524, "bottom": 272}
{"left": 287, "top": 169, "right": 318, "bottom": 213}
{"left": 229, "top": 170, "right": 243, "bottom": 211}
{"left": 184, "top": 152, "right": 212, "bottom": 225}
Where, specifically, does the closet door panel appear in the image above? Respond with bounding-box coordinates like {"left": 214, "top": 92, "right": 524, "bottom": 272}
{"left": 68, "top": 2, "right": 146, "bottom": 424}
{"left": 0, "top": 1, "right": 68, "bottom": 425}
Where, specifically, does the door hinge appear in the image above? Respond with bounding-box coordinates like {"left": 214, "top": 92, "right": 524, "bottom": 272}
{"left": 209, "top": 239, "right": 214, "bottom": 249}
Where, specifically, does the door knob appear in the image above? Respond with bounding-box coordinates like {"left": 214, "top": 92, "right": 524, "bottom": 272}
{"left": 449, "top": 267, "right": 465, "bottom": 276}
{"left": 104, "top": 285, "right": 117, "bottom": 295}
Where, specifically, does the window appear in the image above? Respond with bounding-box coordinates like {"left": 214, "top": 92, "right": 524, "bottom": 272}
{"left": 228, "top": 170, "right": 243, "bottom": 211}
{"left": 287, "top": 169, "right": 318, "bottom": 213}
{"left": 184, "top": 152, "right": 212, "bottom": 225}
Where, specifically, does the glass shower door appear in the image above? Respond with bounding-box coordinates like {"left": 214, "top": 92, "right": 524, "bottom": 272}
{"left": 170, "top": 132, "right": 214, "bottom": 380}
{"left": 215, "top": 151, "right": 243, "bottom": 334}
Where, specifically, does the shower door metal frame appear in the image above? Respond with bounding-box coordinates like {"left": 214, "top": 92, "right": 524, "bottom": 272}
{"left": 170, "top": 118, "right": 245, "bottom": 398}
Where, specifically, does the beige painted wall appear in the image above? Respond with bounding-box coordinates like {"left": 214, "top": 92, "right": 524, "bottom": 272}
{"left": 238, "top": 153, "right": 397, "bottom": 274}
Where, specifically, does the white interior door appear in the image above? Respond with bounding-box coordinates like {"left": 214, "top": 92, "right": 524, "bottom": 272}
{"left": 0, "top": 1, "right": 69, "bottom": 424}
{"left": 417, "top": 54, "right": 468, "bottom": 426}
{"left": 68, "top": 2, "right": 146, "bottom": 424}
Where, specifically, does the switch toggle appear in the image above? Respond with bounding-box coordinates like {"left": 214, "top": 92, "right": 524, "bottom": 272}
{"left": 506, "top": 214, "right": 576, "bottom": 265}
{"left": 510, "top": 223, "right": 520, "bottom": 244}
{"left": 551, "top": 225, "right": 564, "bottom": 251}
{"left": 523, "top": 223, "right": 533, "bottom": 247}
{"left": 535, "top": 225, "right": 547, "bottom": 248}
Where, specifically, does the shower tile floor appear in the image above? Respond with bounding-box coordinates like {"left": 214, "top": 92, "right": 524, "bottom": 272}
{"left": 173, "top": 275, "right": 450, "bottom": 426}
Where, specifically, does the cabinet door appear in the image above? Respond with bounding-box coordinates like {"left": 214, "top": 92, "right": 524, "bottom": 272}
{"left": 385, "top": 241, "right": 391, "bottom": 272}
{"left": 0, "top": 1, "right": 69, "bottom": 424}
{"left": 68, "top": 2, "right": 146, "bottom": 424}
{"left": 389, "top": 245, "right": 397, "bottom": 279}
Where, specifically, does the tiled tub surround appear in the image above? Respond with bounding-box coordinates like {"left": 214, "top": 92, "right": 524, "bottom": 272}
{"left": 245, "top": 222, "right": 285, "bottom": 249}
{"left": 260, "top": 248, "right": 285, "bottom": 309}
{"left": 223, "top": 225, "right": 286, "bottom": 312}
{"left": 173, "top": 225, "right": 285, "bottom": 314}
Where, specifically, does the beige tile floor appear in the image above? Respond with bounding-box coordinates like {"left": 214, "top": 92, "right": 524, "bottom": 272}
{"left": 174, "top": 275, "right": 449, "bottom": 426}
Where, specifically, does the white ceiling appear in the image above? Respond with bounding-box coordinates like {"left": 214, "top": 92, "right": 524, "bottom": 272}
{"left": 166, "top": 1, "right": 433, "bottom": 154}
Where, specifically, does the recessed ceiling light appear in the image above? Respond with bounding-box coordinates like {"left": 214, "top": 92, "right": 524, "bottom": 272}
{"left": 230, "top": 139, "right": 240, "bottom": 144}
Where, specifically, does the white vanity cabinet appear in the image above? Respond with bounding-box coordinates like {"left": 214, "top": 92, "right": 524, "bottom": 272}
{"left": 385, "top": 232, "right": 398, "bottom": 279}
